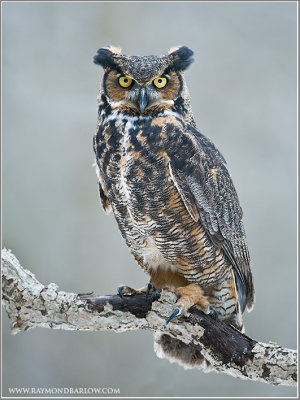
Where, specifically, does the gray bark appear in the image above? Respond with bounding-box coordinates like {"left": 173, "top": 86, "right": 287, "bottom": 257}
{"left": 1, "top": 248, "right": 297, "bottom": 387}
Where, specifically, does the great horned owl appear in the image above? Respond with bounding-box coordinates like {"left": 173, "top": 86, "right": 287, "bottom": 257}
{"left": 93, "top": 45, "right": 254, "bottom": 369}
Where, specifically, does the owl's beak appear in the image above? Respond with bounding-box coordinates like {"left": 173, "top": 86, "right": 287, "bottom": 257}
{"left": 138, "top": 88, "right": 148, "bottom": 113}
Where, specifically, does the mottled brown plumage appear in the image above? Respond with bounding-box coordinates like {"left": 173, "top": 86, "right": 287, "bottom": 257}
{"left": 93, "top": 45, "right": 254, "bottom": 369}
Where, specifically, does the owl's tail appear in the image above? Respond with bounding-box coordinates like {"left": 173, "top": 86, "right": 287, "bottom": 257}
{"left": 154, "top": 332, "right": 215, "bottom": 371}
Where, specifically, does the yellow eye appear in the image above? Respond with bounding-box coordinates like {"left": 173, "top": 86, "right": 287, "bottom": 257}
{"left": 153, "top": 77, "right": 168, "bottom": 88}
{"left": 118, "top": 76, "right": 133, "bottom": 88}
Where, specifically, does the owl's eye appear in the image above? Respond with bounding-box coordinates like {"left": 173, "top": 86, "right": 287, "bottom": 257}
{"left": 153, "top": 77, "right": 168, "bottom": 89}
{"left": 118, "top": 76, "right": 133, "bottom": 88}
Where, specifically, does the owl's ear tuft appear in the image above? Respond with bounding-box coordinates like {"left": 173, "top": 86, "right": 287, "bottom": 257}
{"left": 168, "top": 46, "right": 194, "bottom": 71}
{"left": 93, "top": 46, "right": 122, "bottom": 69}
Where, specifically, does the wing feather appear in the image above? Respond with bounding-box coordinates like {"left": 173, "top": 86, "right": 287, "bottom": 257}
{"left": 168, "top": 124, "right": 254, "bottom": 311}
{"left": 168, "top": 163, "right": 199, "bottom": 222}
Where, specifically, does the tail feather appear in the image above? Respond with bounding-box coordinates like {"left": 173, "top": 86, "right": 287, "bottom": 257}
{"left": 154, "top": 332, "right": 215, "bottom": 371}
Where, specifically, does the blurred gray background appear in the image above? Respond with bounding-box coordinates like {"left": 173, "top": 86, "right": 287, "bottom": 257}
{"left": 2, "top": 1, "right": 297, "bottom": 397}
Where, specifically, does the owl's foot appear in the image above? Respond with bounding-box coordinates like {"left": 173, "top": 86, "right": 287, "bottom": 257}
{"left": 117, "top": 283, "right": 156, "bottom": 300}
{"left": 166, "top": 284, "right": 218, "bottom": 325}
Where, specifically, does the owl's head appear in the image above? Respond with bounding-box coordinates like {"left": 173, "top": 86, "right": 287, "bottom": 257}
{"left": 94, "top": 45, "right": 194, "bottom": 119}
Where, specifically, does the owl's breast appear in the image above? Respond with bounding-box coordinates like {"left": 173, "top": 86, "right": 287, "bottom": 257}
{"left": 113, "top": 123, "right": 171, "bottom": 223}
{"left": 96, "top": 115, "right": 193, "bottom": 230}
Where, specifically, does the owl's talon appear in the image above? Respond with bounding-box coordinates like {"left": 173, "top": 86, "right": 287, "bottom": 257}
{"left": 209, "top": 305, "right": 219, "bottom": 321}
{"left": 117, "top": 285, "right": 125, "bottom": 298}
{"left": 166, "top": 306, "right": 183, "bottom": 325}
{"left": 145, "top": 283, "right": 154, "bottom": 300}
{"left": 150, "top": 289, "right": 162, "bottom": 303}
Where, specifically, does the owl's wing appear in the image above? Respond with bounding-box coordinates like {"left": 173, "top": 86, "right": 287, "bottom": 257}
{"left": 168, "top": 125, "right": 254, "bottom": 312}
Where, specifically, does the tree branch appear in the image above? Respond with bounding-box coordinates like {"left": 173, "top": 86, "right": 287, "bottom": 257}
{"left": 1, "top": 248, "right": 297, "bottom": 387}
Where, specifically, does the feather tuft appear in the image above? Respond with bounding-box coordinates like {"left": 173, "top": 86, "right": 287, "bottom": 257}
{"left": 167, "top": 46, "right": 194, "bottom": 71}
{"left": 93, "top": 45, "right": 122, "bottom": 69}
